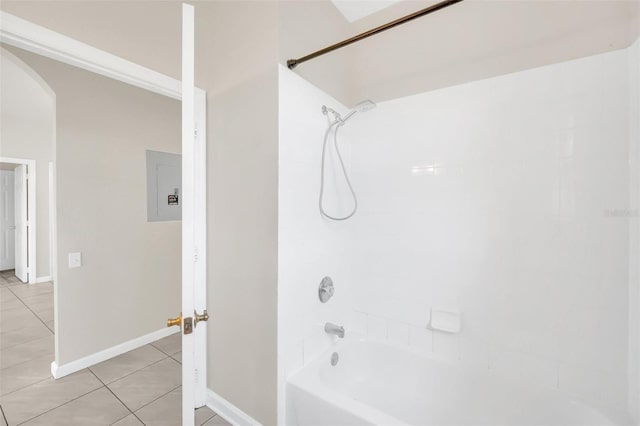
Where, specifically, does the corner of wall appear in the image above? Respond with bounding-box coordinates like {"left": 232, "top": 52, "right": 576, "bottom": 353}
{"left": 628, "top": 35, "right": 640, "bottom": 425}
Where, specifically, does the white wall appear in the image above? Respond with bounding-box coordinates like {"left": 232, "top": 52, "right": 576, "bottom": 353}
{"left": 628, "top": 37, "right": 640, "bottom": 424}
{"left": 7, "top": 47, "right": 182, "bottom": 366}
{"left": 278, "top": 0, "right": 353, "bottom": 105}
{"left": 0, "top": 47, "right": 54, "bottom": 280}
{"left": 279, "top": 45, "right": 636, "bottom": 421}
{"left": 348, "top": 47, "right": 632, "bottom": 415}
{"left": 278, "top": 65, "right": 363, "bottom": 423}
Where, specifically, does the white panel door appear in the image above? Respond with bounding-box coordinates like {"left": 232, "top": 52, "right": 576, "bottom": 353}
{"left": 177, "top": 6, "right": 207, "bottom": 425}
{"left": 181, "top": 4, "right": 197, "bottom": 426}
{"left": 0, "top": 170, "right": 16, "bottom": 271}
{"left": 14, "top": 164, "right": 28, "bottom": 282}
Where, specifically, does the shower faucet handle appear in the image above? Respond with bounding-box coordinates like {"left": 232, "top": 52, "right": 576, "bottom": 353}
{"left": 318, "top": 277, "right": 335, "bottom": 303}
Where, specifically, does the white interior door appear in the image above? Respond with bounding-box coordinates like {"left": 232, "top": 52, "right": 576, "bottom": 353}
{"left": 14, "top": 164, "right": 28, "bottom": 282}
{"left": 181, "top": 3, "right": 208, "bottom": 425}
{"left": 0, "top": 170, "right": 16, "bottom": 271}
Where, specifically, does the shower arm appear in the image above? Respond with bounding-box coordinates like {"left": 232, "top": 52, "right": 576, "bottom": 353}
{"left": 287, "top": 0, "right": 464, "bottom": 70}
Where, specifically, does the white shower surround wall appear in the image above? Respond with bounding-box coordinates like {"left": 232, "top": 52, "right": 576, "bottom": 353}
{"left": 278, "top": 65, "right": 360, "bottom": 423}
{"left": 278, "top": 41, "right": 639, "bottom": 424}
{"left": 347, "top": 47, "right": 632, "bottom": 416}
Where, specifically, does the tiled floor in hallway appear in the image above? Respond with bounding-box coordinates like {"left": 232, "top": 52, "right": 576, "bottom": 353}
{"left": 0, "top": 271, "right": 228, "bottom": 426}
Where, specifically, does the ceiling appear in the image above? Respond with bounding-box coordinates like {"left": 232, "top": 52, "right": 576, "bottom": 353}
{"left": 298, "top": 0, "right": 640, "bottom": 104}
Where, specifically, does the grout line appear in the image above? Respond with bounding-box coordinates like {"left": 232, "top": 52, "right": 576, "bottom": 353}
{"left": 3, "top": 286, "right": 182, "bottom": 426}
{"left": 0, "top": 335, "right": 54, "bottom": 369}
{"left": 88, "top": 369, "right": 147, "bottom": 426}
{"left": 91, "top": 353, "right": 171, "bottom": 386}
{"left": 6, "top": 286, "right": 54, "bottom": 333}
{"left": 14, "top": 384, "right": 103, "bottom": 425}
{"left": 129, "top": 384, "right": 182, "bottom": 416}
{"left": 0, "top": 327, "right": 55, "bottom": 350}
{"left": 96, "top": 355, "right": 181, "bottom": 420}
{"left": 0, "top": 403, "right": 9, "bottom": 426}
{"left": 0, "top": 375, "right": 51, "bottom": 398}
{"left": 197, "top": 408, "right": 217, "bottom": 426}
{"left": 150, "top": 341, "right": 181, "bottom": 357}
{"left": 101, "top": 358, "right": 182, "bottom": 414}
{"left": 109, "top": 413, "right": 144, "bottom": 426}
{"left": 0, "top": 358, "right": 54, "bottom": 389}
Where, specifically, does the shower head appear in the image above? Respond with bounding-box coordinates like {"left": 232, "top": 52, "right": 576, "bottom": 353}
{"left": 341, "top": 99, "right": 376, "bottom": 124}
{"left": 354, "top": 99, "right": 376, "bottom": 113}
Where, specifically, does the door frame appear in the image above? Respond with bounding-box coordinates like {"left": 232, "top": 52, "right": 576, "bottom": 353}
{"left": 0, "top": 157, "right": 37, "bottom": 284}
{"left": 0, "top": 7, "right": 208, "bottom": 407}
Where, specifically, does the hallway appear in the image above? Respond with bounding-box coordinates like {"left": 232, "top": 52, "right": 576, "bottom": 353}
{"left": 0, "top": 274, "right": 226, "bottom": 425}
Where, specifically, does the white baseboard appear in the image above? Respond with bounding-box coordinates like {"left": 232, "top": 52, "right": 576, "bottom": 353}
{"left": 50, "top": 327, "right": 179, "bottom": 379}
{"left": 35, "top": 276, "right": 52, "bottom": 283}
{"left": 206, "top": 388, "right": 261, "bottom": 426}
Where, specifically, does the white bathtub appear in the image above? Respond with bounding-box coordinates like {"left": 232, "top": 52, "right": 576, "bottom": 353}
{"left": 286, "top": 338, "right": 630, "bottom": 426}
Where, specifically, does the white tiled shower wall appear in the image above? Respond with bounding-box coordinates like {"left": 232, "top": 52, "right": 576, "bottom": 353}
{"left": 278, "top": 41, "right": 639, "bottom": 422}
{"left": 346, "top": 46, "right": 634, "bottom": 415}
{"left": 629, "top": 37, "right": 640, "bottom": 424}
{"left": 277, "top": 66, "right": 359, "bottom": 422}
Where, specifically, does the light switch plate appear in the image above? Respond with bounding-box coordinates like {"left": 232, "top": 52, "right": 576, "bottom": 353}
{"left": 68, "top": 252, "right": 82, "bottom": 269}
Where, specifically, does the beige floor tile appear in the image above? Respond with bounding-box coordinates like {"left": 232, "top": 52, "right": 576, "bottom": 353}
{"left": 91, "top": 344, "right": 167, "bottom": 384}
{"left": 135, "top": 387, "right": 181, "bottom": 426}
{"left": 133, "top": 388, "right": 216, "bottom": 426}
{"left": 0, "top": 288, "right": 16, "bottom": 301}
{"left": 0, "top": 369, "right": 102, "bottom": 425}
{"left": 0, "top": 297, "right": 23, "bottom": 312}
{"left": 34, "top": 308, "right": 54, "bottom": 323}
{"left": 45, "top": 320, "right": 55, "bottom": 333}
{"left": 203, "top": 415, "right": 232, "bottom": 425}
{"left": 0, "top": 323, "right": 52, "bottom": 350}
{"left": 9, "top": 283, "right": 53, "bottom": 299}
{"left": 21, "top": 293, "right": 54, "bottom": 313}
{"left": 0, "top": 304, "right": 34, "bottom": 320}
{"left": 195, "top": 405, "right": 216, "bottom": 425}
{"left": 171, "top": 351, "right": 182, "bottom": 364}
{"left": 0, "top": 335, "right": 54, "bottom": 369}
{"left": 0, "top": 304, "right": 30, "bottom": 315}
{"left": 0, "top": 281, "right": 18, "bottom": 289}
{"left": 21, "top": 287, "right": 53, "bottom": 307}
{"left": 111, "top": 414, "right": 144, "bottom": 426}
{"left": 0, "top": 354, "right": 53, "bottom": 396}
{"left": 20, "top": 290, "right": 53, "bottom": 303}
{"left": 21, "top": 387, "right": 130, "bottom": 426}
{"left": 3, "top": 277, "right": 21, "bottom": 285}
{"left": 0, "top": 309, "right": 44, "bottom": 333}
{"left": 151, "top": 332, "right": 181, "bottom": 356}
{"left": 108, "top": 357, "right": 181, "bottom": 411}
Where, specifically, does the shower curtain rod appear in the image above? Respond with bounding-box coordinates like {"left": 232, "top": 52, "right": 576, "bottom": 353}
{"left": 286, "top": 0, "right": 464, "bottom": 70}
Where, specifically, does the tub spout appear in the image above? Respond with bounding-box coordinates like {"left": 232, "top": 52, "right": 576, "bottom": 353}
{"left": 325, "top": 322, "right": 345, "bottom": 338}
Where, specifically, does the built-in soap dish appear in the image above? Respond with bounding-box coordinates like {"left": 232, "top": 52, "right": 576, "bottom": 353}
{"left": 427, "top": 309, "right": 461, "bottom": 333}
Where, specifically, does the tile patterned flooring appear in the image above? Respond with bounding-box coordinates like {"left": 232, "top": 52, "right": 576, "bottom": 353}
{"left": 0, "top": 271, "right": 228, "bottom": 426}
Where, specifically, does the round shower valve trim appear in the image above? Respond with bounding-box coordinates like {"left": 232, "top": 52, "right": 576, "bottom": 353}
{"left": 318, "top": 276, "right": 335, "bottom": 303}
